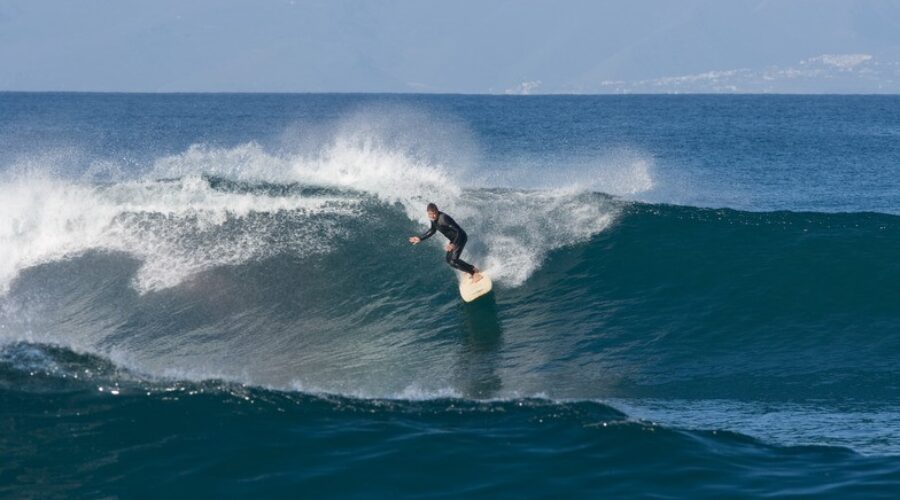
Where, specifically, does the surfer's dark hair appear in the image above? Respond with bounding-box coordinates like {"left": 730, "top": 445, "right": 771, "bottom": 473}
{"left": 426, "top": 203, "right": 439, "bottom": 213}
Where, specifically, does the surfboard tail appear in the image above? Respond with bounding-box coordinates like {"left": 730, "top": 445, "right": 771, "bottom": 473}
{"left": 459, "top": 274, "right": 493, "bottom": 302}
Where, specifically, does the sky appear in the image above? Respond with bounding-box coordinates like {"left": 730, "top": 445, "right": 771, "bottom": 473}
{"left": 2, "top": 0, "right": 900, "bottom": 93}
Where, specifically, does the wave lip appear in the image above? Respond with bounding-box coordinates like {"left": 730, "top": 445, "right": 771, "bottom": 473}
{"left": 1, "top": 135, "right": 626, "bottom": 293}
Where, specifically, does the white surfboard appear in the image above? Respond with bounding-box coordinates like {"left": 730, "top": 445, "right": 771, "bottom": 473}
{"left": 459, "top": 273, "right": 493, "bottom": 303}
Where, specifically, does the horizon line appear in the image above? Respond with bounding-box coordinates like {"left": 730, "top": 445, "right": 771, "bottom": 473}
{"left": 3, "top": 90, "right": 900, "bottom": 97}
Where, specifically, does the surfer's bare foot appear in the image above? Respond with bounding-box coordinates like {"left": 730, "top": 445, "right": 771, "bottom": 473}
{"left": 471, "top": 273, "right": 483, "bottom": 283}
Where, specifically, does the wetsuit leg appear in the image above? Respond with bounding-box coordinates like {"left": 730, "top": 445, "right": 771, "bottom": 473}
{"left": 446, "top": 236, "right": 476, "bottom": 275}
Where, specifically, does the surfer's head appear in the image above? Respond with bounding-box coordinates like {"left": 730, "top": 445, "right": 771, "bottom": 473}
{"left": 426, "top": 203, "right": 439, "bottom": 220}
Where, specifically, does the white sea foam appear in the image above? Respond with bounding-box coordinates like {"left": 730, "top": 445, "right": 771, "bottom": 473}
{"left": 0, "top": 172, "right": 357, "bottom": 294}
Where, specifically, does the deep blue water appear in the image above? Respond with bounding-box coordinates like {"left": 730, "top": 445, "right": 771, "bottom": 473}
{"left": 1, "top": 93, "right": 900, "bottom": 497}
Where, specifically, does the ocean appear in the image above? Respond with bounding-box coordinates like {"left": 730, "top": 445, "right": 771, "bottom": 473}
{"left": 1, "top": 93, "right": 899, "bottom": 498}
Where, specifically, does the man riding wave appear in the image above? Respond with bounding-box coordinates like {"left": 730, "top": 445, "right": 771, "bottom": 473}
{"left": 409, "top": 203, "right": 484, "bottom": 283}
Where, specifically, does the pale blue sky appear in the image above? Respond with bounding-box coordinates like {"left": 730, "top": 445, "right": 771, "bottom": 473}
{"left": 2, "top": 0, "right": 900, "bottom": 93}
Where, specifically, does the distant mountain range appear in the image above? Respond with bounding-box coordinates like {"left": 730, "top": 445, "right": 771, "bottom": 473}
{"left": 582, "top": 54, "right": 900, "bottom": 94}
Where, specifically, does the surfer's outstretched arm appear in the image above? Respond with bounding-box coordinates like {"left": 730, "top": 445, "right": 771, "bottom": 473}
{"left": 420, "top": 220, "right": 437, "bottom": 241}
{"left": 409, "top": 220, "right": 437, "bottom": 244}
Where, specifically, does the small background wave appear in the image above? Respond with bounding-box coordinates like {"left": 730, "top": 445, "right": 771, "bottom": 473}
{"left": 3, "top": 343, "right": 900, "bottom": 498}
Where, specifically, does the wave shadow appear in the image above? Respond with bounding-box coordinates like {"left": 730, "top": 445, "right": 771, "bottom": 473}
{"left": 454, "top": 295, "right": 504, "bottom": 399}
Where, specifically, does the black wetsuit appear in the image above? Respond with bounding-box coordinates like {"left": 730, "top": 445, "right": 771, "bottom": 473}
{"left": 419, "top": 212, "right": 477, "bottom": 275}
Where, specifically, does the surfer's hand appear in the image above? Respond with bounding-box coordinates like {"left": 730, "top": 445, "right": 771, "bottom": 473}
{"left": 445, "top": 243, "right": 456, "bottom": 252}
{"left": 409, "top": 236, "right": 421, "bottom": 244}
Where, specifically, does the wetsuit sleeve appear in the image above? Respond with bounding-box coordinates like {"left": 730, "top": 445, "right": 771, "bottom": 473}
{"left": 419, "top": 220, "right": 437, "bottom": 241}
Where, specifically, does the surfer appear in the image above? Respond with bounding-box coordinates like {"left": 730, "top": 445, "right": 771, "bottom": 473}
{"left": 409, "top": 203, "right": 484, "bottom": 283}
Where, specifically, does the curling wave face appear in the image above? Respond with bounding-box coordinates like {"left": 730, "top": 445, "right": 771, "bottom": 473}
{"left": 2, "top": 165, "right": 898, "bottom": 403}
